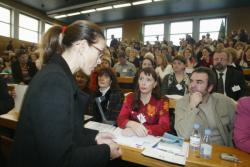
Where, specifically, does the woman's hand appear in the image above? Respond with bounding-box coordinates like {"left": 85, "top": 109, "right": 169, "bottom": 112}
{"left": 126, "top": 121, "right": 148, "bottom": 137}
{"left": 95, "top": 132, "right": 115, "bottom": 145}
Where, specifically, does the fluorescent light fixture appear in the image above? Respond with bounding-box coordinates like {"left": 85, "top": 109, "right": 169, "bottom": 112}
{"left": 96, "top": 6, "right": 112, "bottom": 11}
{"left": 81, "top": 9, "right": 96, "bottom": 14}
{"left": 132, "top": 0, "right": 152, "bottom": 5}
{"left": 113, "top": 3, "right": 131, "bottom": 8}
{"left": 67, "top": 12, "right": 80, "bottom": 16}
{"left": 54, "top": 15, "right": 67, "bottom": 19}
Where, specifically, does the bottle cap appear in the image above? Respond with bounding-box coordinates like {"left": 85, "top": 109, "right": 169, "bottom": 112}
{"left": 194, "top": 123, "right": 200, "bottom": 129}
{"left": 205, "top": 128, "right": 211, "bottom": 135}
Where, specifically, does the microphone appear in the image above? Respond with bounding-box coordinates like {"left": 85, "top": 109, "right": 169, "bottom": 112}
{"left": 95, "top": 96, "right": 115, "bottom": 125}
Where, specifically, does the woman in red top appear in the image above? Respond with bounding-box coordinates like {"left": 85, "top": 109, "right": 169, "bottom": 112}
{"left": 117, "top": 67, "right": 170, "bottom": 137}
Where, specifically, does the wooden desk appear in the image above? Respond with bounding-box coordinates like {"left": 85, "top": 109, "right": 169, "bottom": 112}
{"left": 243, "top": 68, "right": 250, "bottom": 75}
{"left": 120, "top": 144, "right": 250, "bottom": 167}
{"left": 0, "top": 110, "right": 19, "bottom": 130}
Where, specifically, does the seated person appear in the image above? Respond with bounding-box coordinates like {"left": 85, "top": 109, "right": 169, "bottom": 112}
{"left": 0, "top": 76, "right": 15, "bottom": 114}
{"left": 11, "top": 50, "right": 38, "bottom": 84}
{"left": 162, "top": 56, "right": 190, "bottom": 96}
{"left": 175, "top": 67, "right": 236, "bottom": 146}
{"left": 212, "top": 49, "right": 246, "bottom": 101}
{"left": 233, "top": 96, "right": 250, "bottom": 153}
{"left": 92, "top": 67, "right": 124, "bottom": 123}
{"left": 117, "top": 67, "right": 170, "bottom": 137}
{"left": 113, "top": 51, "right": 137, "bottom": 77}
{"left": 74, "top": 70, "right": 90, "bottom": 93}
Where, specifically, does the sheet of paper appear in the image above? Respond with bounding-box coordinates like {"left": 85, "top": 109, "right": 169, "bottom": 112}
{"left": 84, "top": 121, "right": 160, "bottom": 149}
{"left": 84, "top": 121, "right": 116, "bottom": 133}
{"left": 113, "top": 128, "right": 160, "bottom": 149}
{"left": 14, "top": 84, "right": 28, "bottom": 112}
{"left": 142, "top": 142, "right": 189, "bottom": 165}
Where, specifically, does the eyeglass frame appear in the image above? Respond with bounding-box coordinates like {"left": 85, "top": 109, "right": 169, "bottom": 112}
{"left": 92, "top": 45, "right": 104, "bottom": 58}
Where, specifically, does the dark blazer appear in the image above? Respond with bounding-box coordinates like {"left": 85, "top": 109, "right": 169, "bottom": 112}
{"left": 10, "top": 55, "right": 110, "bottom": 167}
{"left": 11, "top": 60, "right": 38, "bottom": 84}
{"left": 213, "top": 66, "right": 247, "bottom": 101}
{"left": 92, "top": 88, "right": 124, "bottom": 123}
{"left": 0, "top": 77, "right": 14, "bottom": 114}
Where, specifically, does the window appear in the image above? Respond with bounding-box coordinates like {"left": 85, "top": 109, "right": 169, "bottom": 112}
{"left": 144, "top": 23, "right": 164, "bottom": 44}
{"left": 170, "top": 21, "right": 193, "bottom": 46}
{"left": 199, "top": 18, "right": 226, "bottom": 40}
{"left": 19, "top": 14, "right": 39, "bottom": 43}
{"left": 0, "top": 6, "right": 11, "bottom": 37}
{"left": 44, "top": 23, "right": 52, "bottom": 33}
{"left": 106, "top": 27, "right": 122, "bottom": 46}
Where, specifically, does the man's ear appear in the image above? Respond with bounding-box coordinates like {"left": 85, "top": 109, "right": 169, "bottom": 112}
{"left": 208, "top": 85, "right": 214, "bottom": 93}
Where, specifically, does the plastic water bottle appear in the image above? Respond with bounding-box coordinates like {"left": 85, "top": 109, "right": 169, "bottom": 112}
{"left": 190, "top": 123, "right": 201, "bottom": 155}
{"left": 200, "top": 129, "right": 212, "bottom": 159}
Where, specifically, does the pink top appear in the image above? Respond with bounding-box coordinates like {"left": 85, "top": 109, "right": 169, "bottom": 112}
{"left": 233, "top": 96, "right": 250, "bottom": 153}
{"left": 117, "top": 93, "right": 170, "bottom": 136}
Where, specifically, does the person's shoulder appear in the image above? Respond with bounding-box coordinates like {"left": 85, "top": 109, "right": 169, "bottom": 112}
{"left": 211, "top": 93, "right": 236, "bottom": 105}
{"left": 238, "top": 96, "right": 250, "bottom": 106}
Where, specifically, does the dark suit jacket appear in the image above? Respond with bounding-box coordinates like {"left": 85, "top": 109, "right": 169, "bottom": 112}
{"left": 92, "top": 88, "right": 124, "bottom": 123}
{"left": 0, "top": 77, "right": 14, "bottom": 114}
{"left": 10, "top": 55, "right": 110, "bottom": 167}
{"left": 213, "top": 66, "right": 246, "bottom": 101}
{"left": 11, "top": 60, "right": 38, "bottom": 84}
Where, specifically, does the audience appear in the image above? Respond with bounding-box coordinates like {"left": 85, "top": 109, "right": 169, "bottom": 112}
{"left": 117, "top": 67, "right": 170, "bottom": 137}
{"left": 175, "top": 67, "right": 236, "bottom": 146}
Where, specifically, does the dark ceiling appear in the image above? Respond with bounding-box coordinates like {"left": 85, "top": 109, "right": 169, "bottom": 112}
{"left": 13, "top": 0, "right": 250, "bottom": 24}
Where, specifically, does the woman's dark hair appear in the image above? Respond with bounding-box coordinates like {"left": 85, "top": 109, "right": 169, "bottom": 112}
{"left": 40, "top": 20, "right": 105, "bottom": 64}
{"left": 97, "top": 67, "right": 120, "bottom": 90}
{"left": 140, "top": 57, "right": 156, "bottom": 69}
{"left": 132, "top": 67, "right": 161, "bottom": 111}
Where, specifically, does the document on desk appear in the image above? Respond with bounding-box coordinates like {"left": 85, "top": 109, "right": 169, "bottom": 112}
{"left": 142, "top": 133, "right": 189, "bottom": 165}
{"left": 84, "top": 121, "right": 160, "bottom": 149}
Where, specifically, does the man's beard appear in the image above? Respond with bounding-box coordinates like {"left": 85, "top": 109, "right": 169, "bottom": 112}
{"left": 214, "top": 63, "right": 225, "bottom": 71}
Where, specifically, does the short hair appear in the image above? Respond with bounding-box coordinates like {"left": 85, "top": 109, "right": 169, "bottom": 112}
{"left": 213, "top": 48, "right": 229, "bottom": 59}
{"left": 192, "top": 67, "right": 217, "bottom": 92}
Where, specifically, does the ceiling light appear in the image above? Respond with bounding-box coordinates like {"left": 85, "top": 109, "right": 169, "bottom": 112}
{"left": 81, "top": 9, "right": 96, "bottom": 14}
{"left": 54, "top": 15, "right": 67, "bottom": 19}
{"left": 96, "top": 6, "right": 112, "bottom": 11}
{"left": 132, "top": 0, "right": 152, "bottom": 6}
{"left": 67, "top": 12, "right": 80, "bottom": 16}
{"left": 153, "top": 0, "right": 164, "bottom": 1}
{"left": 113, "top": 3, "right": 131, "bottom": 8}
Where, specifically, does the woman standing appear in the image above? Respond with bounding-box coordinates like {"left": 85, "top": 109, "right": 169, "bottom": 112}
{"left": 10, "top": 20, "right": 121, "bottom": 167}
{"left": 117, "top": 67, "right": 170, "bottom": 137}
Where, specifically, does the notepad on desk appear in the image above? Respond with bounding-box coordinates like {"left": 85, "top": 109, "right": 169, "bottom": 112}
{"left": 142, "top": 133, "right": 189, "bottom": 165}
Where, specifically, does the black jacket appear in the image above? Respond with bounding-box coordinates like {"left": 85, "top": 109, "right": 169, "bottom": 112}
{"left": 10, "top": 55, "right": 110, "bottom": 167}
{"left": 0, "top": 77, "right": 14, "bottom": 114}
{"left": 213, "top": 66, "right": 247, "bottom": 101}
{"left": 92, "top": 88, "right": 124, "bottom": 123}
